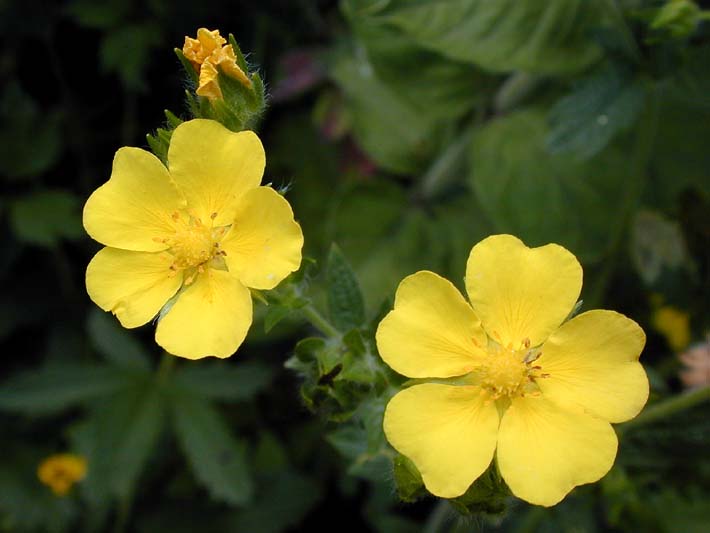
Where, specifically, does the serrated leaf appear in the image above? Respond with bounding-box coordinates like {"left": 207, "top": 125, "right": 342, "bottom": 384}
{"left": 326, "top": 243, "right": 365, "bottom": 331}
{"left": 373, "top": 0, "right": 605, "bottom": 75}
{"left": 0, "top": 363, "right": 133, "bottom": 415}
{"left": 547, "top": 65, "right": 646, "bottom": 159}
{"left": 172, "top": 394, "right": 253, "bottom": 505}
{"left": 9, "top": 190, "right": 83, "bottom": 247}
{"left": 172, "top": 361, "right": 274, "bottom": 402}
{"left": 86, "top": 309, "right": 151, "bottom": 371}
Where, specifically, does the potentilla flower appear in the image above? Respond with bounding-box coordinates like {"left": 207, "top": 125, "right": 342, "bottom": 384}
{"left": 376, "top": 235, "right": 648, "bottom": 507}
{"left": 183, "top": 28, "right": 252, "bottom": 101}
{"left": 652, "top": 305, "right": 690, "bottom": 352}
{"left": 84, "top": 119, "right": 303, "bottom": 359}
{"left": 37, "top": 454, "right": 87, "bottom": 496}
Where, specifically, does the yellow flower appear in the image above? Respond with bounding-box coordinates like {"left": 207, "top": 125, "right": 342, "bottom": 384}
{"left": 376, "top": 235, "right": 648, "bottom": 507}
{"left": 652, "top": 305, "right": 690, "bottom": 352}
{"left": 83, "top": 119, "right": 303, "bottom": 359}
{"left": 183, "top": 28, "right": 252, "bottom": 101}
{"left": 37, "top": 454, "right": 87, "bottom": 496}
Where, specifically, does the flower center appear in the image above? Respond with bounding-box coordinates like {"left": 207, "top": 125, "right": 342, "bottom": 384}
{"left": 479, "top": 340, "right": 548, "bottom": 400}
{"left": 155, "top": 212, "right": 228, "bottom": 280}
{"left": 171, "top": 224, "right": 215, "bottom": 269}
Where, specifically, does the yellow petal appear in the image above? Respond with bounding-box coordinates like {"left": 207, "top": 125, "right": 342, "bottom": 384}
{"left": 383, "top": 384, "right": 499, "bottom": 498}
{"left": 86, "top": 248, "right": 182, "bottom": 328}
{"left": 376, "top": 271, "right": 488, "bottom": 378}
{"left": 155, "top": 270, "right": 252, "bottom": 359}
{"left": 168, "top": 119, "right": 264, "bottom": 226}
{"left": 196, "top": 59, "right": 223, "bottom": 101}
{"left": 497, "top": 396, "right": 617, "bottom": 507}
{"left": 220, "top": 187, "right": 303, "bottom": 289}
{"left": 213, "top": 45, "right": 252, "bottom": 88}
{"left": 465, "top": 234, "right": 582, "bottom": 349}
{"left": 537, "top": 310, "right": 648, "bottom": 423}
{"left": 83, "top": 147, "right": 185, "bottom": 251}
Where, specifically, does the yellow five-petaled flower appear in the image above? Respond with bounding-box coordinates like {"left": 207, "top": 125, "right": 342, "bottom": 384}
{"left": 83, "top": 119, "right": 303, "bottom": 359}
{"left": 377, "top": 235, "right": 649, "bottom": 507}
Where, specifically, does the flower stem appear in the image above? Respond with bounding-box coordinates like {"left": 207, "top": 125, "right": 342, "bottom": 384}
{"left": 300, "top": 303, "right": 340, "bottom": 338}
{"left": 156, "top": 352, "right": 176, "bottom": 383}
{"left": 619, "top": 386, "right": 710, "bottom": 434}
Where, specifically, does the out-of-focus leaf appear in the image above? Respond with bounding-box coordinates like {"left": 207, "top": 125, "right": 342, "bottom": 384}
{"left": 547, "top": 65, "right": 646, "bottom": 158}
{"left": 64, "top": 0, "right": 130, "bottom": 29}
{"left": 0, "top": 363, "right": 133, "bottom": 415}
{"left": 172, "top": 361, "right": 274, "bottom": 402}
{"left": 330, "top": 47, "right": 454, "bottom": 175}
{"left": 100, "top": 24, "right": 163, "bottom": 91}
{"left": 171, "top": 394, "right": 253, "bottom": 505}
{"left": 342, "top": 0, "right": 491, "bottom": 120}
{"left": 648, "top": 92, "right": 710, "bottom": 206}
{"left": 86, "top": 309, "right": 151, "bottom": 371}
{"left": 469, "top": 109, "right": 633, "bottom": 263}
{"left": 231, "top": 471, "right": 323, "bottom": 533}
{"left": 631, "top": 210, "right": 693, "bottom": 285}
{"left": 326, "top": 243, "right": 366, "bottom": 331}
{"left": 9, "top": 190, "right": 83, "bottom": 247}
{"left": 0, "top": 83, "right": 63, "bottom": 180}
{"left": 369, "top": 0, "right": 605, "bottom": 75}
{"left": 69, "top": 381, "right": 167, "bottom": 505}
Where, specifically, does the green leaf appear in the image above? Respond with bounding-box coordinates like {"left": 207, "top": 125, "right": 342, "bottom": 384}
{"left": 0, "top": 83, "right": 63, "bottom": 180}
{"left": 469, "top": 109, "right": 633, "bottom": 263}
{"left": 0, "top": 363, "right": 133, "bottom": 415}
{"left": 326, "top": 243, "right": 366, "bottom": 331}
{"left": 172, "top": 361, "right": 274, "bottom": 402}
{"left": 231, "top": 471, "right": 322, "bottom": 533}
{"left": 171, "top": 394, "right": 253, "bottom": 505}
{"left": 547, "top": 65, "right": 646, "bottom": 159}
{"left": 86, "top": 309, "right": 151, "bottom": 371}
{"left": 100, "top": 24, "right": 163, "bottom": 91}
{"left": 64, "top": 0, "right": 130, "bottom": 29}
{"left": 9, "top": 190, "right": 83, "bottom": 247}
{"left": 372, "top": 0, "right": 605, "bottom": 75}
{"left": 330, "top": 47, "right": 454, "bottom": 174}
{"left": 69, "top": 382, "right": 167, "bottom": 504}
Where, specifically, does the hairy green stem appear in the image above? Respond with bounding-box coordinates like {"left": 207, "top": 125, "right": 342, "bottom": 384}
{"left": 300, "top": 303, "right": 340, "bottom": 338}
{"left": 619, "top": 386, "right": 710, "bottom": 434}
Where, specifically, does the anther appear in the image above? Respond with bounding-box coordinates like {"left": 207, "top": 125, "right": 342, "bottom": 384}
{"left": 210, "top": 212, "right": 218, "bottom": 219}
{"left": 522, "top": 337, "right": 531, "bottom": 349}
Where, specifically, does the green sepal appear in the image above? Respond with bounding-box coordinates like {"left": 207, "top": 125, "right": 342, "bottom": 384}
{"left": 228, "top": 34, "right": 250, "bottom": 73}
{"left": 447, "top": 463, "right": 510, "bottom": 516}
{"left": 174, "top": 47, "right": 199, "bottom": 84}
{"left": 393, "top": 454, "right": 428, "bottom": 503}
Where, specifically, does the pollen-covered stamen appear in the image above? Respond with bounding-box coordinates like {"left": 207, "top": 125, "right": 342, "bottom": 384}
{"left": 480, "top": 341, "right": 550, "bottom": 401}
{"left": 163, "top": 211, "right": 228, "bottom": 273}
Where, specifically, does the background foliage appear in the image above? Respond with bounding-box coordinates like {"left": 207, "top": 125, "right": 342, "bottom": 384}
{"left": 0, "top": 0, "right": 709, "bottom": 531}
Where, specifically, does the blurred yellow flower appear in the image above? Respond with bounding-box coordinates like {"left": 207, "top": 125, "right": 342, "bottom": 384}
{"left": 377, "top": 235, "right": 648, "bottom": 507}
{"left": 183, "top": 28, "right": 252, "bottom": 101}
{"left": 37, "top": 454, "right": 87, "bottom": 496}
{"left": 83, "top": 119, "right": 303, "bottom": 359}
{"left": 652, "top": 305, "right": 690, "bottom": 352}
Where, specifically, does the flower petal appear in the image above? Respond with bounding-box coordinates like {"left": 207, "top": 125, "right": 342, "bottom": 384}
{"left": 83, "top": 147, "right": 185, "bottom": 251}
{"left": 155, "top": 270, "right": 252, "bottom": 359}
{"left": 220, "top": 187, "right": 303, "bottom": 290}
{"left": 465, "top": 234, "right": 582, "bottom": 349}
{"left": 384, "top": 384, "right": 499, "bottom": 498}
{"left": 86, "top": 247, "right": 182, "bottom": 328}
{"left": 376, "top": 271, "right": 488, "bottom": 378}
{"left": 167, "top": 119, "right": 264, "bottom": 226}
{"left": 497, "top": 396, "right": 617, "bottom": 507}
{"left": 537, "top": 310, "right": 648, "bottom": 423}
